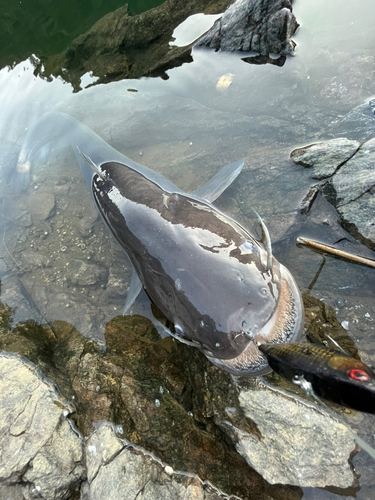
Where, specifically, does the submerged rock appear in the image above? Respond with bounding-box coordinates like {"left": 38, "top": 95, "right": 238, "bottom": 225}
{"left": 28, "top": 191, "right": 56, "bottom": 222}
{"left": 0, "top": 351, "right": 85, "bottom": 499}
{"left": 82, "top": 421, "right": 241, "bottom": 500}
{"left": 196, "top": 0, "right": 298, "bottom": 57}
{"left": 68, "top": 259, "right": 108, "bottom": 287}
{"left": 1, "top": 275, "right": 44, "bottom": 324}
{"left": 326, "top": 98, "right": 375, "bottom": 142}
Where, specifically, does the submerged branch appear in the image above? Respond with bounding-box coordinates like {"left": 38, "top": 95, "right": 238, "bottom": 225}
{"left": 297, "top": 237, "right": 375, "bottom": 269}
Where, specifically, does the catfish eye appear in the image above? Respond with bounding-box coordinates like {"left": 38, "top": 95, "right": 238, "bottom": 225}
{"left": 349, "top": 369, "right": 370, "bottom": 382}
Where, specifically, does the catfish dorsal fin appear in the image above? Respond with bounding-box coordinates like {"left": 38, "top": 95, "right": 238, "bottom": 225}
{"left": 77, "top": 147, "right": 105, "bottom": 180}
{"left": 192, "top": 158, "right": 245, "bottom": 203}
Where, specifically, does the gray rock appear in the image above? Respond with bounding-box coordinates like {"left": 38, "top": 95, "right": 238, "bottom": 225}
{"left": 223, "top": 379, "right": 356, "bottom": 488}
{"left": 290, "top": 138, "right": 360, "bottom": 180}
{"left": 68, "top": 259, "right": 108, "bottom": 287}
{"left": 78, "top": 213, "right": 99, "bottom": 238}
{"left": 337, "top": 191, "right": 375, "bottom": 246}
{"left": 326, "top": 98, "right": 375, "bottom": 142}
{"left": 1, "top": 275, "right": 44, "bottom": 324}
{"left": 330, "top": 137, "right": 375, "bottom": 206}
{"left": 28, "top": 192, "right": 56, "bottom": 222}
{"left": 82, "top": 421, "right": 240, "bottom": 500}
{"left": 0, "top": 352, "right": 85, "bottom": 499}
{"left": 106, "top": 267, "right": 130, "bottom": 300}
{"left": 196, "top": 0, "right": 298, "bottom": 56}
{"left": 0, "top": 484, "right": 24, "bottom": 500}
{"left": 291, "top": 133, "right": 375, "bottom": 247}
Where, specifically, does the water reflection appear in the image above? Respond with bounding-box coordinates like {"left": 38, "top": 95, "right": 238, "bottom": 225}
{"left": 0, "top": 0, "right": 166, "bottom": 69}
{"left": 170, "top": 13, "right": 221, "bottom": 47}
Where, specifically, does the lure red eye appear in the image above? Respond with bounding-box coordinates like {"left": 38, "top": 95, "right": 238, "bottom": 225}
{"left": 349, "top": 369, "right": 370, "bottom": 382}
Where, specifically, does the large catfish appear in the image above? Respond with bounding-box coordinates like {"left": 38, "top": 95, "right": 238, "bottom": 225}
{"left": 16, "top": 112, "right": 304, "bottom": 375}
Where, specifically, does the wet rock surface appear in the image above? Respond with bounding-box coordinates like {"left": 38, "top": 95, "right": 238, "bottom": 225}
{"left": 0, "top": 351, "right": 85, "bottom": 499}
{"left": 28, "top": 191, "right": 56, "bottom": 223}
{"left": 290, "top": 122, "right": 375, "bottom": 249}
{"left": 196, "top": 0, "right": 298, "bottom": 59}
{"left": 290, "top": 138, "right": 360, "bottom": 180}
{"left": 82, "top": 421, "right": 241, "bottom": 500}
{"left": 234, "top": 383, "right": 354, "bottom": 488}
{"left": 0, "top": 289, "right": 369, "bottom": 496}
{"left": 331, "top": 137, "right": 375, "bottom": 207}
{"left": 325, "top": 98, "right": 375, "bottom": 142}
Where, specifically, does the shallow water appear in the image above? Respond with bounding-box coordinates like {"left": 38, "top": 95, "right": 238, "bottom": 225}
{"left": 1, "top": 0, "right": 375, "bottom": 498}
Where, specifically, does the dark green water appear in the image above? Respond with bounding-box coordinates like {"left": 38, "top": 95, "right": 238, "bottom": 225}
{"left": 0, "top": 0, "right": 165, "bottom": 68}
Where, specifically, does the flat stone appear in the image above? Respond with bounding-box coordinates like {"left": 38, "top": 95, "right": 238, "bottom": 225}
{"left": 337, "top": 191, "right": 375, "bottom": 246}
{"left": 331, "top": 137, "right": 375, "bottom": 206}
{"left": 227, "top": 379, "right": 356, "bottom": 488}
{"left": 0, "top": 352, "right": 85, "bottom": 499}
{"left": 28, "top": 191, "right": 56, "bottom": 222}
{"left": 0, "top": 484, "right": 24, "bottom": 500}
{"left": 68, "top": 259, "right": 108, "bottom": 286}
{"left": 326, "top": 98, "right": 375, "bottom": 142}
{"left": 83, "top": 421, "right": 240, "bottom": 500}
{"left": 290, "top": 138, "right": 360, "bottom": 179}
{"left": 78, "top": 213, "right": 99, "bottom": 238}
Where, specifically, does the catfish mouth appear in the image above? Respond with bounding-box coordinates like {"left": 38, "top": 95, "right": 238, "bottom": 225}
{"left": 206, "top": 264, "right": 304, "bottom": 376}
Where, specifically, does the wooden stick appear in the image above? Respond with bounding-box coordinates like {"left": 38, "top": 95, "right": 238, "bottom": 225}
{"left": 296, "top": 237, "right": 375, "bottom": 269}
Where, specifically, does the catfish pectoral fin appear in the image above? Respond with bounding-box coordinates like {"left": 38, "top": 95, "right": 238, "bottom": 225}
{"left": 123, "top": 269, "right": 143, "bottom": 315}
{"left": 192, "top": 158, "right": 245, "bottom": 202}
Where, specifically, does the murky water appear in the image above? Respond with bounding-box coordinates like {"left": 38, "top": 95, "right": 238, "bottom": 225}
{"left": 1, "top": 0, "right": 375, "bottom": 498}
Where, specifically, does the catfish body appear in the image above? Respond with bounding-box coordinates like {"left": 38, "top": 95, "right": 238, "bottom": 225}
{"left": 89, "top": 158, "right": 304, "bottom": 374}
{"left": 16, "top": 112, "right": 305, "bottom": 375}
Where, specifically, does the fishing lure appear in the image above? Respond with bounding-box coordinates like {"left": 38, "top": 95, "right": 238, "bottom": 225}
{"left": 259, "top": 342, "right": 375, "bottom": 414}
